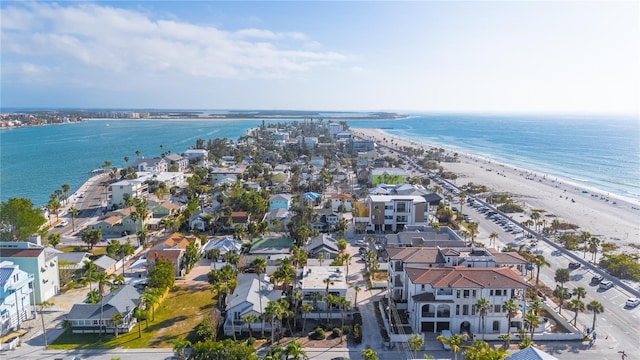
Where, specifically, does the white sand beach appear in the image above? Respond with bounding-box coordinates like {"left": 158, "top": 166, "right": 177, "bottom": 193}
{"left": 353, "top": 128, "right": 640, "bottom": 253}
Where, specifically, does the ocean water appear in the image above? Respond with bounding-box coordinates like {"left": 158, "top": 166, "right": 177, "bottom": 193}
{"left": 349, "top": 114, "right": 640, "bottom": 202}
{"left": 1, "top": 114, "right": 638, "bottom": 207}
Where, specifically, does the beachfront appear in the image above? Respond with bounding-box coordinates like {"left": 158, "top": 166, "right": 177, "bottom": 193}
{"left": 353, "top": 128, "right": 640, "bottom": 268}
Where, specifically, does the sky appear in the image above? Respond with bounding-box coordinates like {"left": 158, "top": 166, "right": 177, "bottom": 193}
{"left": 1, "top": 1, "right": 638, "bottom": 115}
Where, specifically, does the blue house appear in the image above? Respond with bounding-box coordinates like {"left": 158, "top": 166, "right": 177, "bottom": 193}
{"left": 269, "top": 194, "right": 293, "bottom": 211}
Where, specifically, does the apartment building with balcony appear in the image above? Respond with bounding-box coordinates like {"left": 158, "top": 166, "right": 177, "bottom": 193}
{"left": 401, "top": 266, "right": 531, "bottom": 337}
{"left": 0, "top": 242, "right": 59, "bottom": 304}
{"left": 366, "top": 195, "right": 427, "bottom": 232}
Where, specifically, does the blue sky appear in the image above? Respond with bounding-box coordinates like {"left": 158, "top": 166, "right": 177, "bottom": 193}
{"left": 1, "top": 1, "right": 638, "bottom": 114}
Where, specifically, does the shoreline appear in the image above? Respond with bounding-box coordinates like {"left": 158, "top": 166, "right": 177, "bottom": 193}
{"left": 353, "top": 127, "right": 640, "bottom": 248}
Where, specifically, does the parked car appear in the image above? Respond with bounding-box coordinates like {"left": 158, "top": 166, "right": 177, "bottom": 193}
{"left": 625, "top": 298, "right": 640, "bottom": 308}
{"left": 568, "top": 262, "right": 581, "bottom": 269}
{"left": 599, "top": 280, "right": 614, "bottom": 290}
{"left": 591, "top": 275, "right": 604, "bottom": 284}
{"left": 55, "top": 220, "right": 68, "bottom": 228}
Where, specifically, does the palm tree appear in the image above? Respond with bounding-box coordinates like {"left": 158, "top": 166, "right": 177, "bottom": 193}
{"left": 301, "top": 303, "right": 313, "bottom": 334}
{"left": 94, "top": 271, "right": 115, "bottom": 335}
{"left": 567, "top": 299, "right": 585, "bottom": 326}
{"left": 574, "top": 286, "right": 586, "bottom": 300}
{"left": 285, "top": 339, "right": 307, "bottom": 360}
{"left": 587, "top": 300, "right": 604, "bottom": 331}
{"left": 407, "top": 334, "right": 424, "bottom": 358}
{"left": 467, "top": 221, "right": 479, "bottom": 246}
{"left": 143, "top": 287, "right": 162, "bottom": 322}
{"left": 589, "top": 237, "right": 601, "bottom": 263}
{"left": 524, "top": 310, "right": 540, "bottom": 341}
{"left": 489, "top": 232, "right": 499, "bottom": 248}
{"left": 133, "top": 308, "right": 148, "bottom": 338}
{"left": 436, "top": 333, "right": 467, "bottom": 360}
{"left": 244, "top": 314, "right": 258, "bottom": 339}
{"left": 580, "top": 231, "right": 592, "bottom": 258}
{"left": 69, "top": 206, "right": 79, "bottom": 231}
{"left": 111, "top": 313, "right": 123, "bottom": 337}
{"left": 38, "top": 301, "right": 54, "bottom": 347}
{"left": 476, "top": 297, "right": 491, "bottom": 340}
{"left": 504, "top": 299, "right": 518, "bottom": 336}
{"left": 208, "top": 248, "right": 221, "bottom": 269}
{"left": 554, "top": 268, "right": 571, "bottom": 314}
{"left": 82, "top": 260, "right": 98, "bottom": 293}
{"left": 353, "top": 284, "right": 361, "bottom": 306}
{"left": 533, "top": 254, "right": 550, "bottom": 289}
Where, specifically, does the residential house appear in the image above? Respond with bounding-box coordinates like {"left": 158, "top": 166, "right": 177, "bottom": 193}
{"left": 330, "top": 194, "right": 353, "bottom": 212}
{"left": 66, "top": 284, "right": 142, "bottom": 334}
{"left": 403, "top": 266, "right": 531, "bottom": 336}
{"left": 298, "top": 266, "right": 349, "bottom": 319}
{"left": 109, "top": 179, "right": 149, "bottom": 207}
{"left": 164, "top": 153, "right": 189, "bottom": 171}
{"left": 348, "top": 138, "right": 375, "bottom": 153}
{"left": 263, "top": 208, "right": 291, "bottom": 232}
{"left": 269, "top": 194, "right": 292, "bottom": 211}
{"left": 184, "top": 149, "right": 209, "bottom": 166}
{"left": 202, "top": 237, "right": 242, "bottom": 259}
{"left": 0, "top": 242, "right": 60, "bottom": 303}
{"left": 147, "top": 249, "right": 184, "bottom": 278}
{"left": 0, "top": 261, "right": 35, "bottom": 336}
{"left": 366, "top": 194, "right": 427, "bottom": 232}
{"left": 223, "top": 274, "right": 282, "bottom": 336}
{"left": 506, "top": 345, "right": 559, "bottom": 360}
{"left": 210, "top": 167, "right": 245, "bottom": 183}
{"left": 384, "top": 227, "right": 465, "bottom": 248}
{"left": 305, "top": 234, "right": 340, "bottom": 260}
{"left": 131, "top": 157, "right": 168, "bottom": 173}
{"left": 56, "top": 252, "right": 91, "bottom": 270}
{"left": 94, "top": 255, "right": 118, "bottom": 275}
{"left": 387, "top": 246, "right": 529, "bottom": 301}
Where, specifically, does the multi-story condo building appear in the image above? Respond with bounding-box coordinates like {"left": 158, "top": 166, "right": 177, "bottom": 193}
{"left": 366, "top": 195, "right": 427, "bottom": 232}
{"left": 403, "top": 266, "right": 531, "bottom": 337}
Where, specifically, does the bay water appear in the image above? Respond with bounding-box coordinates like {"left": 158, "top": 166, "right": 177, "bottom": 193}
{"left": 1, "top": 114, "right": 638, "bottom": 207}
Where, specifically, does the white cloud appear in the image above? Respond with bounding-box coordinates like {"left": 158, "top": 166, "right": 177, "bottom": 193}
{"left": 0, "top": 2, "right": 348, "bottom": 81}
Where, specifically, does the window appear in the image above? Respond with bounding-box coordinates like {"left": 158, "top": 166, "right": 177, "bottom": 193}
{"left": 494, "top": 305, "right": 501, "bottom": 313}
{"left": 463, "top": 290, "right": 470, "bottom": 298}
{"left": 495, "top": 290, "right": 502, "bottom": 296}
{"left": 472, "top": 290, "right": 477, "bottom": 298}
{"left": 462, "top": 305, "right": 469, "bottom": 315}
{"left": 493, "top": 321, "right": 500, "bottom": 332}
{"left": 490, "top": 290, "right": 494, "bottom": 296}
{"left": 472, "top": 305, "right": 476, "bottom": 315}
{"left": 456, "top": 290, "right": 461, "bottom": 298}
{"left": 421, "top": 284, "right": 425, "bottom": 290}
{"left": 456, "top": 305, "right": 460, "bottom": 315}
{"left": 397, "top": 203, "right": 407, "bottom": 212}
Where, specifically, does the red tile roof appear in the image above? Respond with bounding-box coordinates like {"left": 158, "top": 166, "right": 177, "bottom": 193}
{"left": 405, "top": 266, "right": 531, "bottom": 289}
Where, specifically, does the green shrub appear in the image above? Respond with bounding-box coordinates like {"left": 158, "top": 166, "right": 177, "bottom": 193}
{"left": 352, "top": 323, "right": 362, "bottom": 343}
{"left": 310, "top": 327, "right": 326, "bottom": 340}
{"left": 342, "top": 325, "right": 350, "bottom": 335}
{"left": 332, "top": 327, "right": 342, "bottom": 337}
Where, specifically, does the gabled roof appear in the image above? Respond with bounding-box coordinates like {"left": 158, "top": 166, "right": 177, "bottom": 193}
{"left": 227, "top": 274, "right": 282, "bottom": 316}
{"left": 330, "top": 194, "right": 352, "bottom": 200}
{"left": 506, "top": 345, "right": 558, "bottom": 360}
{"left": 0, "top": 263, "right": 18, "bottom": 287}
{"left": 147, "top": 248, "right": 183, "bottom": 261}
{"left": 203, "top": 237, "right": 242, "bottom": 254}
{"left": 93, "top": 255, "right": 116, "bottom": 270}
{"left": 103, "top": 215, "right": 123, "bottom": 225}
{"left": 305, "top": 234, "right": 339, "bottom": 254}
{"left": 270, "top": 194, "right": 292, "bottom": 202}
{"left": 67, "top": 285, "right": 142, "bottom": 321}
{"left": 406, "top": 266, "right": 531, "bottom": 289}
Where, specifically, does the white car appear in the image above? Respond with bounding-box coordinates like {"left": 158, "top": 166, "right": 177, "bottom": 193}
{"left": 55, "top": 220, "right": 68, "bottom": 228}
{"left": 625, "top": 298, "right": 640, "bottom": 308}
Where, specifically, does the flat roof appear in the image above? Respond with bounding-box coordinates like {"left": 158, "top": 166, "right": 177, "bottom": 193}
{"left": 300, "top": 266, "right": 347, "bottom": 291}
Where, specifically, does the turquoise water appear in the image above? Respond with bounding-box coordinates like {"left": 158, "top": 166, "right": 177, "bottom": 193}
{"left": 1, "top": 114, "right": 638, "bottom": 206}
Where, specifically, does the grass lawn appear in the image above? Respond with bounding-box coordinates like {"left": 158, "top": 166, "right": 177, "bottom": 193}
{"left": 49, "top": 283, "right": 215, "bottom": 350}
{"left": 58, "top": 246, "right": 107, "bottom": 256}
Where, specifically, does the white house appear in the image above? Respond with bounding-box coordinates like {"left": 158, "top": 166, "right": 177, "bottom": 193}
{"left": 366, "top": 194, "right": 428, "bottom": 232}
{"left": 223, "top": 274, "right": 282, "bottom": 336}
{"left": 298, "top": 266, "right": 349, "bottom": 319}
{"left": 110, "top": 179, "right": 149, "bottom": 207}
{"left": 0, "top": 261, "right": 35, "bottom": 336}
{"left": 403, "top": 266, "right": 531, "bottom": 337}
{"left": 0, "top": 242, "right": 60, "bottom": 303}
